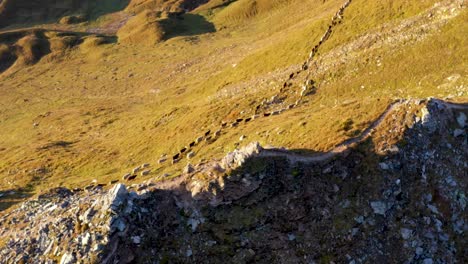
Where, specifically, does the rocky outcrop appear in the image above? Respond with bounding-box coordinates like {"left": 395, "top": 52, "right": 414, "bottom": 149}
{"left": 0, "top": 99, "right": 466, "bottom": 263}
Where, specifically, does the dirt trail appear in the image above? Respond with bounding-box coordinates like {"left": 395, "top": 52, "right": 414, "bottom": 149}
{"left": 258, "top": 100, "right": 405, "bottom": 164}
{"left": 258, "top": 99, "right": 468, "bottom": 164}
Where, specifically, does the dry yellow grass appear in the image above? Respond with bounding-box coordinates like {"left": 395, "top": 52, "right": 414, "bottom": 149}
{"left": 0, "top": 0, "right": 466, "bottom": 211}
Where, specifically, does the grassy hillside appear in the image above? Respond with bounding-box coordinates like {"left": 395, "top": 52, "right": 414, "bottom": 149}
{"left": 0, "top": 0, "right": 466, "bottom": 210}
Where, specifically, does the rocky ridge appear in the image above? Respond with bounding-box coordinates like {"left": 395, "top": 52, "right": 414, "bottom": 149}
{"left": 0, "top": 98, "right": 466, "bottom": 263}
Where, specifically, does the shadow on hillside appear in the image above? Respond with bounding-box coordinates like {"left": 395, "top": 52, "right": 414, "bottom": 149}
{"left": 164, "top": 13, "right": 216, "bottom": 40}
{"left": 0, "top": 0, "right": 131, "bottom": 29}
{"left": 0, "top": 188, "right": 33, "bottom": 212}
{"left": 100, "top": 101, "right": 467, "bottom": 263}
{"left": 0, "top": 28, "right": 117, "bottom": 75}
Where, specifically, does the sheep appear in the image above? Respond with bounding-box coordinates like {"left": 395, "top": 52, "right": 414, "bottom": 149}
{"left": 236, "top": 118, "right": 244, "bottom": 122}
{"left": 252, "top": 114, "right": 260, "bottom": 120}
{"left": 173, "top": 153, "right": 180, "bottom": 160}
{"left": 264, "top": 113, "right": 271, "bottom": 117}
{"left": 289, "top": 73, "right": 294, "bottom": 79}
{"left": 180, "top": 147, "right": 187, "bottom": 153}
{"left": 195, "top": 136, "right": 203, "bottom": 144}
{"left": 245, "top": 117, "right": 252, "bottom": 123}
{"left": 205, "top": 136, "right": 212, "bottom": 142}
{"left": 141, "top": 170, "right": 150, "bottom": 176}
{"left": 122, "top": 173, "right": 132, "bottom": 180}
{"left": 288, "top": 104, "right": 295, "bottom": 109}
{"left": 132, "top": 167, "right": 141, "bottom": 174}
{"left": 158, "top": 158, "right": 167, "bottom": 164}
{"left": 231, "top": 122, "right": 238, "bottom": 127}
{"left": 214, "top": 130, "right": 221, "bottom": 137}
{"left": 127, "top": 175, "right": 137, "bottom": 181}
{"left": 221, "top": 122, "right": 227, "bottom": 128}
{"left": 204, "top": 130, "right": 211, "bottom": 136}
{"left": 189, "top": 141, "right": 195, "bottom": 147}
{"left": 187, "top": 151, "right": 195, "bottom": 159}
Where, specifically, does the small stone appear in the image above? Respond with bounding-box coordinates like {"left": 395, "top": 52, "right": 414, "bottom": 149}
{"left": 132, "top": 236, "right": 141, "bottom": 244}
{"left": 60, "top": 252, "right": 76, "bottom": 264}
{"left": 186, "top": 249, "right": 193, "bottom": 257}
{"left": 453, "top": 129, "right": 464, "bottom": 137}
{"left": 354, "top": 216, "right": 364, "bottom": 224}
{"left": 112, "top": 218, "right": 126, "bottom": 232}
{"left": 370, "top": 201, "right": 387, "bottom": 215}
{"left": 93, "top": 243, "right": 104, "bottom": 252}
{"left": 457, "top": 112, "right": 466, "bottom": 128}
{"left": 106, "top": 184, "right": 128, "bottom": 211}
{"left": 422, "top": 258, "right": 433, "bottom": 264}
{"left": 379, "top": 162, "right": 390, "bottom": 170}
{"left": 288, "top": 234, "right": 296, "bottom": 241}
{"left": 400, "top": 228, "right": 413, "bottom": 240}
{"left": 428, "top": 204, "right": 440, "bottom": 214}
{"left": 81, "top": 232, "right": 91, "bottom": 246}
{"left": 415, "top": 247, "right": 424, "bottom": 256}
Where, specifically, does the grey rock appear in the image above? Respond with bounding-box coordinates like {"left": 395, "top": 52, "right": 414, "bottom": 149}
{"left": 453, "top": 129, "right": 464, "bottom": 137}
{"left": 81, "top": 232, "right": 91, "bottom": 246}
{"left": 354, "top": 216, "right": 364, "bottom": 224}
{"left": 457, "top": 112, "right": 466, "bottom": 128}
{"left": 112, "top": 218, "right": 126, "bottom": 232}
{"left": 400, "top": 228, "right": 413, "bottom": 240}
{"left": 422, "top": 258, "right": 433, "bottom": 264}
{"left": 131, "top": 236, "right": 141, "bottom": 244}
{"left": 379, "top": 162, "right": 390, "bottom": 170}
{"left": 415, "top": 247, "right": 424, "bottom": 256}
{"left": 370, "top": 201, "right": 388, "bottom": 215}
{"left": 60, "top": 252, "right": 75, "bottom": 264}
{"left": 106, "top": 184, "right": 128, "bottom": 211}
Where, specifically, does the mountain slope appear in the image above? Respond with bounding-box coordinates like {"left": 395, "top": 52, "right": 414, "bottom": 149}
{"left": 0, "top": 0, "right": 466, "bottom": 218}
{"left": 0, "top": 99, "right": 466, "bottom": 263}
